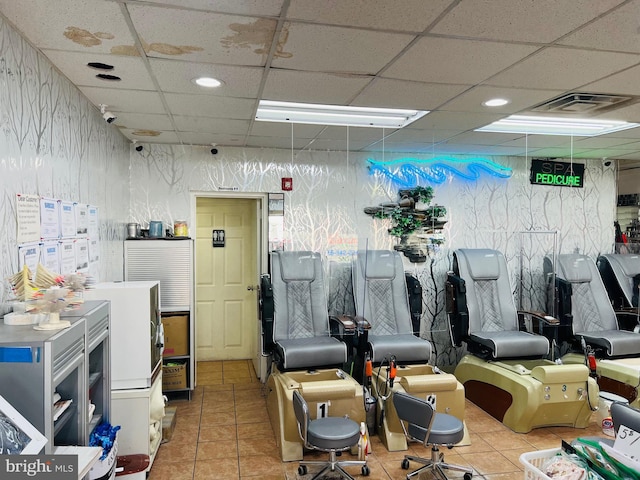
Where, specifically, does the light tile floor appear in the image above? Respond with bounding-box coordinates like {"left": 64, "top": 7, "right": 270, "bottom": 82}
{"left": 148, "top": 360, "right": 605, "bottom": 480}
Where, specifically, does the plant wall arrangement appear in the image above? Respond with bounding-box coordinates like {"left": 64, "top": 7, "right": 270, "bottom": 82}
{"left": 364, "top": 186, "right": 447, "bottom": 263}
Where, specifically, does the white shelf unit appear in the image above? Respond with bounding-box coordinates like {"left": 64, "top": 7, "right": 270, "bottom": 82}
{"left": 125, "top": 239, "right": 195, "bottom": 393}
{"left": 0, "top": 302, "right": 110, "bottom": 455}
{"left": 61, "top": 301, "right": 111, "bottom": 440}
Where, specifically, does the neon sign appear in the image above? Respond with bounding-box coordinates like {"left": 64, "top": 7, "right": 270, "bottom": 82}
{"left": 367, "top": 156, "right": 512, "bottom": 187}
{"left": 530, "top": 159, "right": 584, "bottom": 188}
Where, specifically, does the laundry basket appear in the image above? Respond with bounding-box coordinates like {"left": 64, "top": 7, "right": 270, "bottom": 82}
{"left": 520, "top": 448, "right": 562, "bottom": 480}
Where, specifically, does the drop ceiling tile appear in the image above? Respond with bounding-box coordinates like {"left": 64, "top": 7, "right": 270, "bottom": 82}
{"left": 439, "top": 86, "right": 565, "bottom": 114}
{"left": 0, "top": 0, "right": 136, "bottom": 54}
{"left": 486, "top": 47, "right": 640, "bottom": 90}
{"left": 574, "top": 136, "right": 640, "bottom": 149}
{"left": 431, "top": 0, "right": 624, "bottom": 43}
{"left": 150, "top": 59, "right": 263, "bottom": 97}
{"left": 452, "top": 145, "right": 529, "bottom": 156}
{"left": 164, "top": 93, "right": 256, "bottom": 119}
{"left": 527, "top": 147, "right": 593, "bottom": 158}
{"left": 409, "top": 111, "right": 506, "bottom": 132}
{"left": 173, "top": 116, "right": 250, "bottom": 135}
{"left": 595, "top": 125, "right": 640, "bottom": 139}
{"left": 113, "top": 113, "right": 174, "bottom": 131}
{"left": 246, "top": 136, "right": 315, "bottom": 149}
{"left": 261, "top": 70, "right": 372, "bottom": 104}
{"left": 177, "top": 132, "right": 247, "bottom": 146}
{"left": 249, "top": 122, "right": 326, "bottom": 138}
{"left": 128, "top": 4, "right": 276, "bottom": 66}
{"left": 441, "top": 132, "right": 523, "bottom": 146}
{"left": 500, "top": 135, "right": 582, "bottom": 149}
{"left": 362, "top": 142, "right": 441, "bottom": 154}
{"left": 270, "top": 23, "right": 413, "bottom": 74}
{"left": 123, "top": 129, "right": 180, "bottom": 144}
{"left": 383, "top": 129, "right": 459, "bottom": 145}
{"left": 78, "top": 86, "right": 166, "bottom": 114}
{"left": 314, "top": 126, "right": 392, "bottom": 143}
{"left": 300, "top": 138, "right": 372, "bottom": 151}
{"left": 582, "top": 147, "right": 640, "bottom": 158}
{"left": 608, "top": 140, "right": 640, "bottom": 150}
{"left": 594, "top": 103, "right": 640, "bottom": 123}
{"left": 352, "top": 79, "right": 470, "bottom": 111}
{"left": 42, "top": 50, "right": 155, "bottom": 90}
{"left": 141, "top": 0, "right": 284, "bottom": 16}
{"left": 559, "top": 1, "right": 640, "bottom": 53}
{"left": 581, "top": 64, "right": 640, "bottom": 97}
{"left": 383, "top": 37, "right": 539, "bottom": 85}
{"left": 287, "top": 0, "right": 453, "bottom": 32}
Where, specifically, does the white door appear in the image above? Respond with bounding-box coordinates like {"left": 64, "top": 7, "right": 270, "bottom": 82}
{"left": 195, "top": 197, "right": 258, "bottom": 361}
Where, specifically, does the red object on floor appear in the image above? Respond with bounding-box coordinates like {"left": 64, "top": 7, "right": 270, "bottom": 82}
{"left": 115, "top": 454, "right": 150, "bottom": 476}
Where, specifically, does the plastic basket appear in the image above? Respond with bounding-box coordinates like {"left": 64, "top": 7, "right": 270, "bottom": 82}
{"left": 520, "top": 448, "right": 562, "bottom": 480}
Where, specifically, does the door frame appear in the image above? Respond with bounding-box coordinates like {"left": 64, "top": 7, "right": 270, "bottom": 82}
{"left": 190, "top": 191, "right": 269, "bottom": 378}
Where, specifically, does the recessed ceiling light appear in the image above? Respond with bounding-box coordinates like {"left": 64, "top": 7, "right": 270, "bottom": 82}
{"left": 483, "top": 98, "right": 510, "bottom": 107}
{"left": 255, "top": 100, "right": 429, "bottom": 128}
{"left": 194, "top": 77, "right": 222, "bottom": 88}
{"left": 475, "top": 114, "right": 640, "bottom": 136}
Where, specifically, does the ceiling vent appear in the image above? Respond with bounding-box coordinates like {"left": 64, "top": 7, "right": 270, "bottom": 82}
{"left": 530, "top": 92, "right": 638, "bottom": 116}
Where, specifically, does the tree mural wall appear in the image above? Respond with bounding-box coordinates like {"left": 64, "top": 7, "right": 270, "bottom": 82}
{"left": 0, "top": 15, "right": 130, "bottom": 304}
{"left": 130, "top": 146, "right": 616, "bottom": 368}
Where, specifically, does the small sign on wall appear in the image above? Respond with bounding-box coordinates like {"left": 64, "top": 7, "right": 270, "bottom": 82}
{"left": 281, "top": 177, "right": 293, "bottom": 191}
{"left": 212, "top": 229, "right": 225, "bottom": 247}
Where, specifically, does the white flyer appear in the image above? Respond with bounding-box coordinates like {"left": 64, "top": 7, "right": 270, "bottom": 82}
{"left": 40, "top": 198, "right": 60, "bottom": 239}
{"left": 75, "top": 237, "right": 89, "bottom": 272}
{"left": 59, "top": 240, "right": 76, "bottom": 275}
{"left": 16, "top": 194, "right": 41, "bottom": 244}
{"left": 87, "top": 205, "right": 99, "bottom": 239}
{"left": 75, "top": 204, "right": 88, "bottom": 235}
{"left": 18, "top": 242, "right": 41, "bottom": 274}
{"left": 59, "top": 201, "right": 76, "bottom": 238}
{"left": 41, "top": 241, "right": 61, "bottom": 274}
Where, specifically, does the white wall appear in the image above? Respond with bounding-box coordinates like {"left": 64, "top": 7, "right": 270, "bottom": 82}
{"left": 130, "top": 144, "right": 617, "bottom": 366}
{"left": 0, "top": 15, "right": 130, "bottom": 304}
{"left": 0, "top": 13, "right": 618, "bottom": 366}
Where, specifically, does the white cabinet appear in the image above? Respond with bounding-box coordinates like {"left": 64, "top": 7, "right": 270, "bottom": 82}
{"left": 125, "top": 240, "right": 195, "bottom": 393}
{"left": 111, "top": 373, "right": 164, "bottom": 468}
{"left": 0, "top": 301, "right": 110, "bottom": 454}
{"left": 83, "top": 282, "right": 162, "bottom": 390}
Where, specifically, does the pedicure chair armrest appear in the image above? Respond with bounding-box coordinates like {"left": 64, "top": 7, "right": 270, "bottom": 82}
{"left": 260, "top": 274, "right": 275, "bottom": 354}
{"left": 615, "top": 310, "right": 640, "bottom": 332}
{"left": 330, "top": 315, "right": 370, "bottom": 335}
{"left": 445, "top": 273, "right": 469, "bottom": 347}
{"left": 518, "top": 310, "right": 560, "bottom": 330}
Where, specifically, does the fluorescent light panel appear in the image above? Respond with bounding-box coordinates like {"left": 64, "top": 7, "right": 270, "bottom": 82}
{"left": 256, "top": 100, "right": 429, "bottom": 128}
{"left": 476, "top": 114, "right": 640, "bottom": 136}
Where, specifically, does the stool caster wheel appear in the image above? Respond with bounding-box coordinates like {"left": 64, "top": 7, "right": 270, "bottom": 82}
{"left": 361, "top": 465, "right": 370, "bottom": 476}
{"left": 298, "top": 465, "right": 307, "bottom": 475}
{"left": 401, "top": 458, "right": 410, "bottom": 470}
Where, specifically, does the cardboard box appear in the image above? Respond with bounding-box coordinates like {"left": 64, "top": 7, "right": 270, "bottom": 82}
{"left": 162, "top": 315, "right": 188, "bottom": 357}
{"left": 162, "top": 362, "right": 187, "bottom": 391}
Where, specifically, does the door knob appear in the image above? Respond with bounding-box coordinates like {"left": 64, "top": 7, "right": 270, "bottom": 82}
{"left": 247, "top": 285, "right": 259, "bottom": 291}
